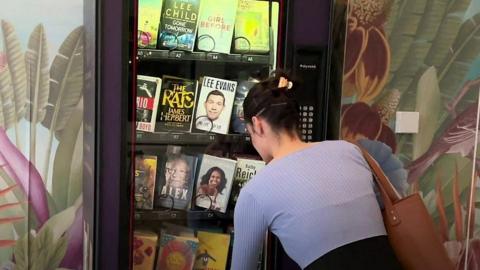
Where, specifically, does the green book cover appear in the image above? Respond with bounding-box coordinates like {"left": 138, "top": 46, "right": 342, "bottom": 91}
{"left": 233, "top": 0, "right": 273, "bottom": 54}
{"left": 196, "top": 0, "right": 238, "bottom": 54}
{"left": 158, "top": 0, "right": 201, "bottom": 51}
{"left": 138, "top": 0, "right": 163, "bottom": 48}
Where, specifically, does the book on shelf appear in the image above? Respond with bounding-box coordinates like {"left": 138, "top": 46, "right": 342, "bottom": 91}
{"left": 156, "top": 75, "right": 198, "bottom": 132}
{"left": 193, "top": 76, "right": 237, "bottom": 135}
{"left": 156, "top": 153, "right": 198, "bottom": 210}
{"left": 138, "top": 0, "right": 163, "bottom": 48}
{"left": 156, "top": 233, "right": 200, "bottom": 270}
{"left": 136, "top": 75, "right": 162, "bottom": 132}
{"left": 133, "top": 230, "right": 158, "bottom": 270}
{"left": 230, "top": 77, "right": 259, "bottom": 133}
{"left": 193, "top": 231, "right": 231, "bottom": 270}
{"left": 158, "top": 0, "right": 201, "bottom": 51}
{"left": 194, "top": 154, "right": 236, "bottom": 213}
{"left": 196, "top": 0, "right": 238, "bottom": 54}
{"left": 229, "top": 158, "right": 265, "bottom": 208}
{"left": 135, "top": 155, "right": 158, "bottom": 210}
{"left": 233, "top": 0, "right": 279, "bottom": 54}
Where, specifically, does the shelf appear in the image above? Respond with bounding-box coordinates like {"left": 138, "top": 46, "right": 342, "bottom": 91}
{"left": 137, "top": 49, "right": 270, "bottom": 65}
{"left": 135, "top": 209, "right": 233, "bottom": 221}
{"left": 135, "top": 131, "right": 250, "bottom": 145}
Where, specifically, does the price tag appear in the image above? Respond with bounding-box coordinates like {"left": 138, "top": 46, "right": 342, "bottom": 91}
{"left": 209, "top": 135, "right": 215, "bottom": 141}
{"left": 246, "top": 56, "right": 254, "bottom": 62}
{"left": 207, "top": 213, "right": 214, "bottom": 218}
{"left": 171, "top": 213, "right": 177, "bottom": 218}
{"left": 172, "top": 134, "right": 180, "bottom": 140}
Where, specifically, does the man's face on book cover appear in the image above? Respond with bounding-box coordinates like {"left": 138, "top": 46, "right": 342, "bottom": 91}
{"left": 165, "top": 159, "right": 189, "bottom": 189}
{"left": 205, "top": 94, "right": 225, "bottom": 121}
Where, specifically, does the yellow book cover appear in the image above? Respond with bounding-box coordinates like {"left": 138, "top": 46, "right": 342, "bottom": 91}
{"left": 138, "top": 0, "right": 163, "bottom": 48}
{"left": 193, "top": 231, "right": 231, "bottom": 270}
{"left": 133, "top": 231, "right": 158, "bottom": 270}
{"left": 234, "top": 0, "right": 273, "bottom": 54}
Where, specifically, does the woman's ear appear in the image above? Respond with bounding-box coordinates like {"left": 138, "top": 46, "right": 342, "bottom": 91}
{"left": 252, "top": 116, "right": 265, "bottom": 136}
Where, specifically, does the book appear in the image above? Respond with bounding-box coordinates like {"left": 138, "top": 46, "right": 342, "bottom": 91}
{"left": 233, "top": 0, "right": 278, "bottom": 54}
{"left": 156, "top": 76, "right": 198, "bottom": 132}
{"left": 156, "top": 153, "right": 198, "bottom": 210}
{"left": 133, "top": 230, "right": 158, "bottom": 270}
{"left": 229, "top": 158, "right": 265, "bottom": 208}
{"left": 135, "top": 155, "right": 158, "bottom": 210}
{"left": 196, "top": 0, "right": 238, "bottom": 54}
{"left": 156, "top": 233, "right": 200, "bottom": 270}
{"left": 138, "top": 0, "right": 163, "bottom": 48}
{"left": 194, "top": 155, "right": 236, "bottom": 213}
{"left": 193, "top": 231, "right": 231, "bottom": 270}
{"left": 158, "top": 0, "right": 201, "bottom": 51}
{"left": 136, "top": 75, "right": 162, "bottom": 132}
{"left": 230, "top": 77, "right": 259, "bottom": 133}
{"left": 193, "top": 76, "right": 237, "bottom": 135}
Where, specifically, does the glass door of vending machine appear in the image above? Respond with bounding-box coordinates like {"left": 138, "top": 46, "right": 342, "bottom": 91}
{"left": 130, "top": 1, "right": 282, "bottom": 269}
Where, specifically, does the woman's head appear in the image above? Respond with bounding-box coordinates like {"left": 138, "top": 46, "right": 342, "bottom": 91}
{"left": 243, "top": 71, "right": 300, "bottom": 160}
{"left": 200, "top": 167, "right": 227, "bottom": 193}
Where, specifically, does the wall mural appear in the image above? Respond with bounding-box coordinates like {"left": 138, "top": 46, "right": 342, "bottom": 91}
{"left": 0, "top": 2, "right": 84, "bottom": 269}
{"left": 339, "top": 0, "right": 480, "bottom": 268}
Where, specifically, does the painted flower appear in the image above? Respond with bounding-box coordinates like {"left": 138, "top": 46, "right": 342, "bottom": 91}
{"left": 343, "top": 0, "right": 391, "bottom": 103}
{"left": 341, "top": 102, "right": 397, "bottom": 152}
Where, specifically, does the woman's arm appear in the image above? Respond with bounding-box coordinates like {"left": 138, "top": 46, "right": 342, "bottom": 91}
{"left": 231, "top": 191, "right": 267, "bottom": 270}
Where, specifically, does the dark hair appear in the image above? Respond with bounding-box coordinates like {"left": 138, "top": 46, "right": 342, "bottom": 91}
{"left": 243, "top": 71, "right": 299, "bottom": 136}
{"left": 200, "top": 166, "right": 227, "bottom": 193}
{"left": 206, "top": 90, "right": 225, "bottom": 105}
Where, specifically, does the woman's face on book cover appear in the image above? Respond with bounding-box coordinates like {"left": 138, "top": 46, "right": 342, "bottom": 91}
{"left": 208, "top": 170, "right": 222, "bottom": 189}
{"left": 166, "top": 159, "right": 189, "bottom": 188}
{"left": 205, "top": 94, "right": 225, "bottom": 121}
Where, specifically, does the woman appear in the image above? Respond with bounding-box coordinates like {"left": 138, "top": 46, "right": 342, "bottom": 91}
{"left": 196, "top": 166, "right": 228, "bottom": 212}
{"left": 231, "top": 73, "right": 402, "bottom": 270}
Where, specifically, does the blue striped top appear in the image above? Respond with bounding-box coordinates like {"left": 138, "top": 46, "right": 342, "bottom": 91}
{"left": 231, "top": 140, "right": 387, "bottom": 269}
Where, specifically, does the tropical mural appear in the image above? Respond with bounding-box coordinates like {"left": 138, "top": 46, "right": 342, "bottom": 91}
{"left": 339, "top": 0, "right": 480, "bottom": 268}
{"left": 0, "top": 1, "right": 84, "bottom": 269}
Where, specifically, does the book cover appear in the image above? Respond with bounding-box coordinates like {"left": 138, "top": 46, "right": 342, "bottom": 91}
{"left": 193, "top": 231, "right": 231, "bottom": 270}
{"left": 196, "top": 0, "right": 238, "bottom": 54}
{"left": 136, "top": 75, "right": 162, "bottom": 132}
{"left": 158, "top": 0, "right": 201, "bottom": 51}
{"left": 135, "top": 155, "right": 158, "bottom": 210}
{"left": 229, "top": 158, "right": 265, "bottom": 208}
{"left": 133, "top": 230, "right": 158, "bottom": 270}
{"left": 233, "top": 0, "right": 277, "bottom": 54}
{"left": 156, "top": 233, "right": 200, "bottom": 270}
{"left": 194, "top": 155, "right": 236, "bottom": 213}
{"left": 230, "top": 77, "right": 259, "bottom": 133}
{"left": 156, "top": 153, "right": 198, "bottom": 210}
{"left": 156, "top": 76, "right": 198, "bottom": 132}
{"left": 138, "top": 0, "right": 163, "bottom": 48}
{"left": 193, "top": 76, "right": 237, "bottom": 135}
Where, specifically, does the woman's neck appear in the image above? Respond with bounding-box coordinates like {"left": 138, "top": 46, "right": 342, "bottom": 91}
{"left": 271, "top": 134, "right": 310, "bottom": 161}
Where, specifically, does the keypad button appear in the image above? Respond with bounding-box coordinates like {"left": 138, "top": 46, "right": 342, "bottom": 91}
{"left": 308, "top": 130, "right": 312, "bottom": 134}
{"left": 308, "top": 118, "right": 313, "bottom": 123}
{"left": 303, "top": 106, "right": 308, "bottom": 111}
{"left": 308, "top": 124, "right": 313, "bottom": 128}
{"left": 302, "top": 135, "right": 306, "bottom": 140}
{"left": 302, "top": 124, "right": 307, "bottom": 128}
{"left": 309, "top": 106, "right": 314, "bottom": 111}
{"left": 308, "top": 135, "right": 312, "bottom": 140}
{"left": 303, "top": 118, "right": 308, "bottom": 122}
{"left": 308, "top": 112, "right": 314, "bottom": 117}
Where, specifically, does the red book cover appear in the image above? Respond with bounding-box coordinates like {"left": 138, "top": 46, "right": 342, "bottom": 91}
{"left": 156, "top": 233, "right": 199, "bottom": 270}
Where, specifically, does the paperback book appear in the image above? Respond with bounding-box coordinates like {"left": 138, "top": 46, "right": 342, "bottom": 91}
{"left": 158, "top": 0, "right": 201, "bottom": 51}
{"left": 138, "top": 0, "right": 163, "bottom": 48}
{"left": 136, "top": 75, "right": 162, "bottom": 132}
{"left": 156, "top": 75, "right": 198, "bottom": 132}
{"left": 156, "top": 233, "right": 200, "bottom": 270}
{"left": 229, "top": 158, "right": 265, "bottom": 208}
{"left": 194, "top": 155, "right": 236, "bottom": 213}
{"left": 193, "top": 76, "right": 237, "bottom": 135}
{"left": 196, "top": 0, "right": 238, "bottom": 54}
{"left": 133, "top": 230, "right": 159, "bottom": 270}
{"left": 156, "top": 153, "right": 198, "bottom": 210}
{"left": 193, "top": 231, "right": 231, "bottom": 270}
{"left": 134, "top": 155, "right": 158, "bottom": 210}
{"left": 230, "top": 77, "right": 259, "bottom": 133}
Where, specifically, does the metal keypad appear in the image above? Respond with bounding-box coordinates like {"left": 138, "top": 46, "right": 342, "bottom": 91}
{"left": 298, "top": 105, "right": 315, "bottom": 142}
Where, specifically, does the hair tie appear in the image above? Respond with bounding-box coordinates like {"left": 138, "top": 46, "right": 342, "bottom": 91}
{"left": 278, "top": 77, "right": 293, "bottom": 90}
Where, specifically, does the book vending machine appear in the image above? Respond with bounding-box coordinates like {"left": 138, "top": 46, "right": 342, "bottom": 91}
{"left": 99, "top": 0, "right": 339, "bottom": 269}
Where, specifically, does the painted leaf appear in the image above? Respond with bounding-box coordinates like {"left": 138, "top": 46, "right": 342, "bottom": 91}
{"left": 67, "top": 123, "right": 83, "bottom": 207}
{"left": 41, "top": 26, "right": 84, "bottom": 137}
{"left": 384, "top": 0, "right": 402, "bottom": 38}
{"left": 438, "top": 12, "right": 480, "bottom": 97}
{"left": 25, "top": 24, "right": 50, "bottom": 124}
{"left": 0, "top": 67, "right": 16, "bottom": 130}
{"left": 412, "top": 67, "right": 442, "bottom": 159}
{"left": 0, "top": 20, "right": 27, "bottom": 121}
{"left": 52, "top": 99, "right": 83, "bottom": 210}
{"left": 424, "top": 0, "right": 472, "bottom": 67}
{"left": 388, "top": 0, "right": 448, "bottom": 93}
{"left": 388, "top": 0, "right": 428, "bottom": 74}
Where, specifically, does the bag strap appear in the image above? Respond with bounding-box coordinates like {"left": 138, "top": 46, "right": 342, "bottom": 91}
{"left": 355, "top": 144, "right": 402, "bottom": 225}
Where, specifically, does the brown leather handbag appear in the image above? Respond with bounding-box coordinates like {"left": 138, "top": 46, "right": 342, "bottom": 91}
{"left": 358, "top": 146, "right": 454, "bottom": 270}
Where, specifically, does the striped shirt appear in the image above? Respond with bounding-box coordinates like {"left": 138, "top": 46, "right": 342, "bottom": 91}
{"left": 231, "top": 140, "right": 386, "bottom": 269}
